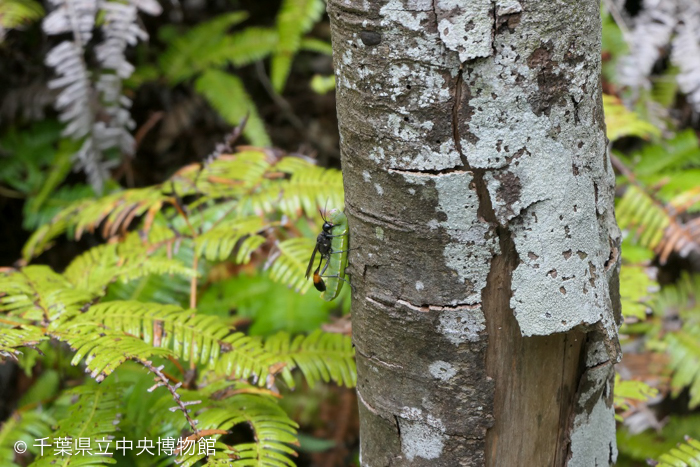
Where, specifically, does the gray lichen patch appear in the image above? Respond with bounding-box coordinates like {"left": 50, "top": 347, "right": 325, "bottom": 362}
{"left": 398, "top": 408, "right": 447, "bottom": 461}
{"left": 568, "top": 364, "right": 617, "bottom": 466}
{"left": 429, "top": 360, "right": 457, "bottom": 381}
{"left": 438, "top": 307, "right": 485, "bottom": 344}
{"left": 508, "top": 170, "right": 617, "bottom": 339}
{"left": 434, "top": 0, "right": 494, "bottom": 62}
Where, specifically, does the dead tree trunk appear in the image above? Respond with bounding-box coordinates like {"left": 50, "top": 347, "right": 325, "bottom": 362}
{"left": 328, "top": 1, "right": 622, "bottom": 465}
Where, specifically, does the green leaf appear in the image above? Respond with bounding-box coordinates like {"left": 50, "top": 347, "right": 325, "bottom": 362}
{"left": 195, "top": 69, "right": 271, "bottom": 146}
{"left": 0, "top": 0, "right": 44, "bottom": 30}
{"left": 656, "top": 436, "right": 700, "bottom": 467}
{"left": 310, "top": 74, "right": 336, "bottom": 94}
{"left": 29, "top": 385, "right": 123, "bottom": 466}
{"left": 603, "top": 94, "right": 660, "bottom": 142}
{"left": 271, "top": 0, "right": 326, "bottom": 92}
{"left": 159, "top": 12, "right": 250, "bottom": 83}
{"left": 199, "top": 273, "right": 334, "bottom": 336}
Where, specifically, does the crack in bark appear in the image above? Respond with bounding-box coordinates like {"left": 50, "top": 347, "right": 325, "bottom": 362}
{"left": 397, "top": 298, "right": 481, "bottom": 312}
{"left": 357, "top": 389, "right": 381, "bottom": 416}
{"left": 356, "top": 347, "right": 405, "bottom": 370}
{"left": 345, "top": 202, "right": 414, "bottom": 232}
{"left": 387, "top": 167, "right": 468, "bottom": 177}
{"left": 451, "top": 67, "right": 499, "bottom": 225}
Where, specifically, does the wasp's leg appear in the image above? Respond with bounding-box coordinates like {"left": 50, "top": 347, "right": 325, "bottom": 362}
{"left": 320, "top": 273, "right": 355, "bottom": 292}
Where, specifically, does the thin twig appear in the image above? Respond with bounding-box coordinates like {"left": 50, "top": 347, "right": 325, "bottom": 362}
{"left": 255, "top": 61, "right": 305, "bottom": 131}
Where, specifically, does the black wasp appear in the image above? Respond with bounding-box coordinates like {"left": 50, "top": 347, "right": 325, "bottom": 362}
{"left": 305, "top": 209, "right": 335, "bottom": 292}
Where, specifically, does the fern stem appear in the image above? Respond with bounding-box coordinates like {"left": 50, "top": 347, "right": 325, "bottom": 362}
{"left": 190, "top": 253, "right": 198, "bottom": 309}
{"left": 139, "top": 359, "right": 199, "bottom": 433}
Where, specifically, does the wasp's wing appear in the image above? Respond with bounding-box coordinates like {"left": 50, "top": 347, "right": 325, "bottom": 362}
{"left": 305, "top": 244, "right": 319, "bottom": 279}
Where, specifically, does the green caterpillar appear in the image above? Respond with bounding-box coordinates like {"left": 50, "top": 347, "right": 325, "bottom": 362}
{"left": 306, "top": 208, "right": 349, "bottom": 301}
{"left": 320, "top": 209, "right": 349, "bottom": 301}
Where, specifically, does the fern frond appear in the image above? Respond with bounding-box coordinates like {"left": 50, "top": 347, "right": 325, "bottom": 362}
{"left": 195, "top": 70, "right": 270, "bottom": 147}
{"left": 616, "top": 184, "right": 700, "bottom": 264}
{"left": 633, "top": 130, "right": 700, "bottom": 178}
{"left": 215, "top": 333, "right": 284, "bottom": 386}
{"left": 22, "top": 185, "right": 167, "bottom": 261}
{"left": 103, "top": 246, "right": 196, "bottom": 306}
{"left": 603, "top": 94, "right": 660, "bottom": 141}
{"left": 300, "top": 38, "right": 333, "bottom": 55}
{"left": 620, "top": 264, "right": 657, "bottom": 321}
{"left": 223, "top": 27, "right": 279, "bottom": 67}
{"left": 614, "top": 374, "right": 659, "bottom": 422}
{"left": 29, "top": 385, "right": 123, "bottom": 466}
{"left": 0, "top": 326, "right": 45, "bottom": 361}
{"left": 0, "top": 410, "right": 54, "bottom": 465}
{"left": 264, "top": 330, "right": 356, "bottom": 389}
{"left": 51, "top": 327, "right": 174, "bottom": 382}
{"left": 188, "top": 394, "right": 299, "bottom": 467}
{"left": 63, "top": 239, "right": 196, "bottom": 294}
{"left": 148, "top": 383, "right": 298, "bottom": 467}
{"left": 0, "top": 266, "right": 94, "bottom": 323}
{"left": 655, "top": 436, "right": 700, "bottom": 467}
{"left": 271, "top": 0, "right": 326, "bottom": 92}
{"left": 671, "top": 13, "right": 700, "bottom": 113}
{"left": 56, "top": 301, "right": 232, "bottom": 367}
{"left": 0, "top": 0, "right": 44, "bottom": 33}
{"left": 666, "top": 325, "right": 700, "bottom": 409}
{"left": 266, "top": 238, "right": 315, "bottom": 293}
{"left": 269, "top": 156, "right": 344, "bottom": 218}
{"left": 617, "top": 0, "right": 675, "bottom": 91}
{"left": 195, "top": 216, "right": 266, "bottom": 262}
{"left": 159, "top": 12, "right": 249, "bottom": 84}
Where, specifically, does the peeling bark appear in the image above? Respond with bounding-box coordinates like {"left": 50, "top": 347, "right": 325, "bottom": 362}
{"left": 328, "top": 0, "right": 621, "bottom": 465}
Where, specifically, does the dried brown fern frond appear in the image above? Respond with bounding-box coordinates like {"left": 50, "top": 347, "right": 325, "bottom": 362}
{"left": 617, "top": 184, "right": 700, "bottom": 264}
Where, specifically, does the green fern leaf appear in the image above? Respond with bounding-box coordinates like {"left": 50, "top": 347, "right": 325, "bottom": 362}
{"left": 266, "top": 238, "right": 315, "bottom": 293}
{"left": 195, "top": 70, "right": 270, "bottom": 147}
{"left": 634, "top": 130, "right": 700, "bottom": 177}
{"left": 0, "top": 410, "right": 54, "bottom": 466}
{"left": 199, "top": 394, "right": 299, "bottom": 467}
{"left": 613, "top": 374, "right": 659, "bottom": 421}
{"left": 63, "top": 241, "right": 196, "bottom": 295}
{"left": 619, "top": 264, "right": 657, "bottom": 320}
{"left": 51, "top": 328, "right": 174, "bottom": 382}
{"left": 195, "top": 216, "right": 266, "bottom": 262}
{"left": 300, "top": 38, "right": 333, "bottom": 55}
{"left": 215, "top": 332, "right": 283, "bottom": 385}
{"left": 29, "top": 385, "right": 123, "bottom": 466}
{"left": 56, "top": 301, "right": 232, "bottom": 368}
{"left": 271, "top": 0, "right": 326, "bottom": 92}
{"left": 666, "top": 325, "right": 700, "bottom": 409}
{"left": 603, "top": 94, "right": 660, "bottom": 142}
{"left": 223, "top": 27, "right": 279, "bottom": 67}
{"left": 0, "top": 266, "right": 95, "bottom": 323}
{"left": 0, "top": 0, "right": 44, "bottom": 31}
{"left": 159, "top": 12, "right": 249, "bottom": 83}
{"left": 271, "top": 156, "right": 344, "bottom": 218}
{"left": 264, "top": 330, "right": 356, "bottom": 389}
{"left": 617, "top": 184, "right": 669, "bottom": 251}
{"left": 655, "top": 436, "right": 700, "bottom": 467}
{"left": 0, "top": 326, "right": 45, "bottom": 361}
{"left": 152, "top": 384, "right": 299, "bottom": 467}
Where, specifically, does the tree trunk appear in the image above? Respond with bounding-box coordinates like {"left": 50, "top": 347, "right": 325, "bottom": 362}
{"left": 328, "top": 0, "right": 622, "bottom": 466}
